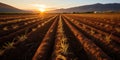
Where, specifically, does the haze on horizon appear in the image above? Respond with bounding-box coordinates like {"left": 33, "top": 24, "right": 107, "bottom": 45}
{"left": 0, "top": 0, "right": 119, "bottom": 11}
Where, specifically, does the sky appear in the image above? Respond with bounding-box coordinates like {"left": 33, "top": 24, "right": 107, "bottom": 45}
{"left": 0, "top": 0, "right": 120, "bottom": 11}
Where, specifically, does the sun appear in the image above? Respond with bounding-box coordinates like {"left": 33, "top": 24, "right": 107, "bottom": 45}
{"left": 35, "top": 4, "right": 46, "bottom": 12}
{"left": 32, "top": 4, "right": 47, "bottom": 12}
{"left": 38, "top": 8, "right": 46, "bottom": 12}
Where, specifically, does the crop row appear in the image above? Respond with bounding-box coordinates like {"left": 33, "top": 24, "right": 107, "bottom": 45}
{"left": 64, "top": 15, "right": 120, "bottom": 59}
{"left": 0, "top": 14, "right": 119, "bottom": 60}
{"left": 65, "top": 14, "right": 120, "bottom": 37}
{"left": 0, "top": 15, "right": 58, "bottom": 60}
{"left": 0, "top": 15, "right": 57, "bottom": 47}
{"left": 63, "top": 16, "right": 112, "bottom": 60}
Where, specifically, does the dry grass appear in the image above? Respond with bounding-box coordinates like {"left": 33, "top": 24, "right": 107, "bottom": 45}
{"left": 32, "top": 28, "right": 37, "bottom": 31}
{"left": 2, "top": 42, "right": 15, "bottom": 49}
{"left": 0, "top": 41, "right": 15, "bottom": 55}
{"left": 56, "top": 54, "right": 67, "bottom": 60}
{"left": 105, "top": 34, "right": 112, "bottom": 44}
{"left": 12, "top": 25, "right": 19, "bottom": 29}
{"left": 17, "top": 29, "right": 28, "bottom": 41}
{"left": 3, "top": 26, "right": 8, "bottom": 31}
{"left": 90, "top": 29, "right": 95, "bottom": 35}
{"left": 17, "top": 34, "right": 27, "bottom": 41}
{"left": 53, "top": 16, "right": 71, "bottom": 59}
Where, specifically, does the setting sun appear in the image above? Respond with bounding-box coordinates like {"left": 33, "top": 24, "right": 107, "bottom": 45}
{"left": 32, "top": 4, "right": 46, "bottom": 12}
{"left": 38, "top": 8, "right": 46, "bottom": 12}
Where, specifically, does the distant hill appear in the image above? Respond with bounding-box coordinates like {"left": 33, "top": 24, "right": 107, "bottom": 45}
{"left": 0, "top": 2, "right": 31, "bottom": 13}
{"left": 48, "top": 3, "right": 120, "bottom": 13}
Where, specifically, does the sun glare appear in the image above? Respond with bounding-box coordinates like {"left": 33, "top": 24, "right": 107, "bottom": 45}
{"left": 32, "top": 4, "right": 46, "bottom": 12}
{"left": 38, "top": 8, "right": 45, "bottom": 12}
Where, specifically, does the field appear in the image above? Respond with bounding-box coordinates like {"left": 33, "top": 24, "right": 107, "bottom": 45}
{"left": 0, "top": 13, "right": 120, "bottom": 60}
